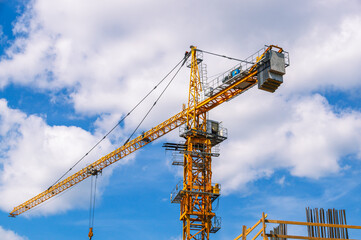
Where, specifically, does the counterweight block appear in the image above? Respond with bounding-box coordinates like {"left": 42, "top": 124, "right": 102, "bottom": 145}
{"left": 257, "top": 50, "right": 286, "bottom": 93}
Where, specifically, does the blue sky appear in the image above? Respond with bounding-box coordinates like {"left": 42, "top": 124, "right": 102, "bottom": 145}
{"left": 1, "top": 0, "right": 361, "bottom": 239}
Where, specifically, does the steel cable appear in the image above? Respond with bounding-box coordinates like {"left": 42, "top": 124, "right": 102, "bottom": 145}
{"left": 48, "top": 53, "right": 189, "bottom": 190}
{"left": 197, "top": 48, "right": 255, "bottom": 65}
{"left": 123, "top": 59, "right": 185, "bottom": 145}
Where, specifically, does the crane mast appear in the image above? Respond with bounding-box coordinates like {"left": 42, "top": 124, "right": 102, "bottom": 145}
{"left": 181, "top": 46, "right": 217, "bottom": 239}
{"left": 10, "top": 45, "right": 289, "bottom": 240}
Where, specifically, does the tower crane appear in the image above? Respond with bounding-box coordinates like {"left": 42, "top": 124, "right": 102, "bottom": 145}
{"left": 9, "top": 45, "right": 289, "bottom": 240}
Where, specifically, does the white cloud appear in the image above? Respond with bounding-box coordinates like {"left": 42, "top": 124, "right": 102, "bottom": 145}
{"left": 1, "top": 0, "right": 361, "bottom": 216}
{"left": 286, "top": 15, "right": 361, "bottom": 93}
{"left": 0, "top": 0, "right": 188, "bottom": 115}
{"left": 1, "top": 0, "right": 360, "bottom": 116}
{"left": 0, "top": 226, "right": 27, "bottom": 240}
{"left": 169, "top": 236, "right": 182, "bottom": 240}
{"left": 0, "top": 99, "right": 120, "bottom": 216}
{"left": 0, "top": 25, "right": 6, "bottom": 45}
{"left": 212, "top": 93, "right": 361, "bottom": 193}
{"left": 276, "top": 176, "right": 286, "bottom": 186}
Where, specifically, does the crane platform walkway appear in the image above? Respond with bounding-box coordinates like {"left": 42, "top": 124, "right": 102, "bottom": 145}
{"left": 170, "top": 181, "right": 220, "bottom": 204}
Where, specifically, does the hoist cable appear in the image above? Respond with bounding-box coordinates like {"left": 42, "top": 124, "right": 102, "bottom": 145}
{"left": 92, "top": 176, "right": 98, "bottom": 225}
{"left": 47, "top": 53, "right": 189, "bottom": 190}
{"left": 89, "top": 175, "right": 98, "bottom": 228}
{"left": 197, "top": 49, "right": 255, "bottom": 65}
{"left": 89, "top": 176, "right": 94, "bottom": 228}
{"left": 88, "top": 174, "right": 98, "bottom": 240}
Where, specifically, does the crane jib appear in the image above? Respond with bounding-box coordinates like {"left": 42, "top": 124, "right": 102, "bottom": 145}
{"left": 9, "top": 45, "right": 289, "bottom": 217}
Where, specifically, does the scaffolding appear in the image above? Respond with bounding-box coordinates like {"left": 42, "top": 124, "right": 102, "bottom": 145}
{"left": 234, "top": 211, "right": 361, "bottom": 240}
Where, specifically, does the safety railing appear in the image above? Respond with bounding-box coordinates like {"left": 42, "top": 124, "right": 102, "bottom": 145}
{"left": 170, "top": 181, "right": 221, "bottom": 204}
{"left": 203, "top": 46, "right": 290, "bottom": 100}
{"left": 234, "top": 212, "right": 361, "bottom": 240}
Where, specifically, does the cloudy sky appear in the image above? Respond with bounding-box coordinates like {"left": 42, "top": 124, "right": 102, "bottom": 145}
{"left": 1, "top": 0, "right": 361, "bottom": 239}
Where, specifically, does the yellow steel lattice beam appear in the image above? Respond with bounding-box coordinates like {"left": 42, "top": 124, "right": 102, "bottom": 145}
{"left": 10, "top": 110, "right": 188, "bottom": 216}
{"left": 10, "top": 45, "right": 283, "bottom": 217}
{"left": 235, "top": 213, "right": 361, "bottom": 240}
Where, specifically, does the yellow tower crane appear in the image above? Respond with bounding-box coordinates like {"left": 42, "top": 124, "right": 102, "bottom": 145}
{"left": 9, "top": 45, "right": 289, "bottom": 240}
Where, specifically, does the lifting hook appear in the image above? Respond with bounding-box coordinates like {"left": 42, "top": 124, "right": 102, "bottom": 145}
{"left": 88, "top": 227, "right": 94, "bottom": 239}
